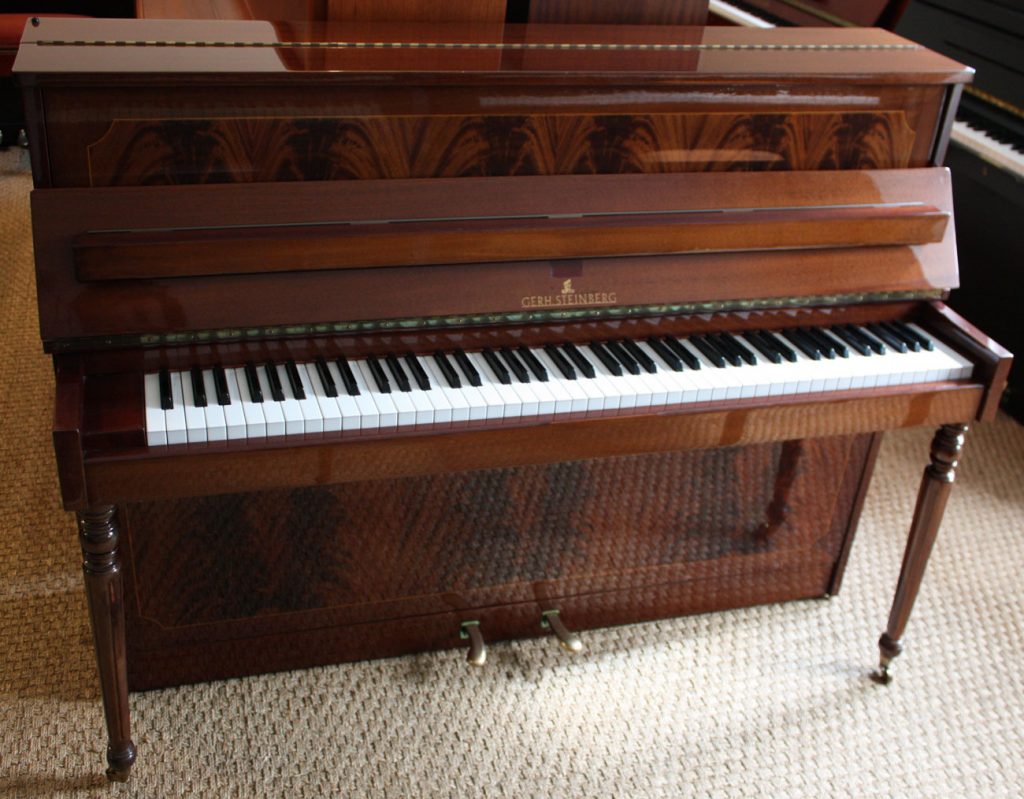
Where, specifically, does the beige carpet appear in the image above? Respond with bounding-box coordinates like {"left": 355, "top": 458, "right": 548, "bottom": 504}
{"left": 1, "top": 146, "right": 1022, "bottom": 799}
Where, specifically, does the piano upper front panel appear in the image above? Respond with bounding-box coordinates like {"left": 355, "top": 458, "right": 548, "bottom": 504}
{"left": 31, "top": 169, "right": 959, "bottom": 346}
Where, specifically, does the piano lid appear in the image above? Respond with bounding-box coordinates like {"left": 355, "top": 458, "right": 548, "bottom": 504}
{"left": 15, "top": 17, "right": 972, "bottom": 83}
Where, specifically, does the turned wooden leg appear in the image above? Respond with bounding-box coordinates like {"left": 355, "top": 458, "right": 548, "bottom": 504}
{"left": 871, "top": 423, "right": 968, "bottom": 685}
{"left": 78, "top": 505, "right": 136, "bottom": 781}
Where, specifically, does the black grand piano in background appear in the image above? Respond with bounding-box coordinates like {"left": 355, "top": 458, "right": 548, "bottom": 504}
{"left": 710, "top": 0, "right": 1023, "bottom": 419}
{"left": 897, "top": 0, "right": 1024, "bottom": 420}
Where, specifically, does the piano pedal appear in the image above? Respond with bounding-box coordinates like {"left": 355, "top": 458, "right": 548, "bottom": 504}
{"left": 459, "top": 620, "right": 487, "bottom": 667}
{"left": 540, "top": 610, "right": 584, "bottom": 653}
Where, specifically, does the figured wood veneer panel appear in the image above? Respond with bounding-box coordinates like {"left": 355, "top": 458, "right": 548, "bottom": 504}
{"left": 84, "top": 111, "right": 919, "bottom": 186}
{"left": 123, "top": 438, "right": 852, "bottom": 630}
{"left": 120, "top": 434, "right": 873, "bottom": 686}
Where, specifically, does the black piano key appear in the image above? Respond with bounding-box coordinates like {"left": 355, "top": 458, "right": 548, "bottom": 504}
{"left": 384, "top": 353, "right": 412, "bottom": 392}
{"left": 814, "top": 328, "right": 849, "bottom": 358}
{"left": 433, "top": 351, "right": 462, "bottom": 388}
{"left": 499, "top": 346, "right": 530, "bottom": 383}
{"left": 335, "top": 355, "right": 360, "bottom": 396}
{"left": 805, "top": 327, "right": 841, "bottom": 358}
{"left": 588, "top": 341, "right": 623, "bottom": 376}
{"left": 190, "top": 366, "right": 208, "bottom": 407}
{"left": 213, "top": 364, "right": 232, "bottom": 405}
{"left": 645, "top": 336, "right": 683, "bottom": 371}
{"left": 802, "top": 328, "right": 836, "bottom": 359}
{"left": 781, "top": 329, "right": 821, "bottom": 361}
{"left": 688, "top": 335, "right": 728, "bottom": 368}
{"left": 742, "top": 331, "right": 781, "bottom": 363}
{"left": 312, "top": 357, "right": 337, "bottom": 397}
{"left": 709, "top": 333, "right": 742, "bottom": 365}
{"left": 544, "top": 344, "right": 577, "bottom": 379}
{"left": 244, "top": 361, "right": 265, "bottom": 402}
{"left": 158, "top": 368, "right": 173, "bottom": 410}
{"left": 866, "top": 322, "right": 907, "bottom": 353}
{"left": 605, "top": 340, "right": 640, "bottom": 375}
{"left": 891, "top": 320, "right": 934, "bottom": 351}
{"left": 517, "top": 346, "right": 549, "bottom": 382}
{"left": 829, "top": 326, "right": 870, "bottom": 357}
{"left": 404, "top": 353, "right": 432, "bottom": 391}
{"left": 880, "top": 321, "right": 921, "bottom": 352}
{"left": 759, "top": 330, "right": 797, "bottom": 363}
{"left": 366, "top": 355, "right": 392, "bottom": 392}
{"left": 481, "top": 348, "right": 512, "bottom": 384}
{"left": 453, "top": 349, "right": 482, "bottom": 387}
{"left": 843, "top": 324, "right": 885, "bottom": 355}
{"left": 716, "top": 333, "right": 757, "bottom": 366}
{"left": 284, "top": 360, "right": 306, "bottom": 400}
{"left": 621, "top": 338, "right": 658, "bottom": 373}
{"left": 264, "top": 361, "right": 285, "bottom": 401}
{"left": 562, "top": 342, "right": 596, "bottom": 379}
{"left": 662, "top": 337, "right": 701, "bottom": 370}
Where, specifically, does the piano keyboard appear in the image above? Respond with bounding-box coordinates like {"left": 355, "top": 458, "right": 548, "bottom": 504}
{"left": 707, "top": 0, "right": 775, "bottom": 28}
{"left": 143, "top": 322, "right": 973, "bottom": 446}
{"left": 951, "top": 120, "right": 1024, "bottom": 182}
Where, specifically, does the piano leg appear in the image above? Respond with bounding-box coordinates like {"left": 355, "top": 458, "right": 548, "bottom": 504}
{"left": 77, "top": 505, "right": 136, "bottom": 782}
{"left": 871, "top": 423, "right": 969, "bottom": 684}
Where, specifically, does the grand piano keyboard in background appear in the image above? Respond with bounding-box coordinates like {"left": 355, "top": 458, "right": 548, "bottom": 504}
{"left": 145, "top": 322, "right": 973, "bottom": 445}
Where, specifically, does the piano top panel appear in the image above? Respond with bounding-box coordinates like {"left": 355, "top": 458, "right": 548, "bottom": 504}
{"left": 15, "top": 18, "right": 972, "bottom": 84}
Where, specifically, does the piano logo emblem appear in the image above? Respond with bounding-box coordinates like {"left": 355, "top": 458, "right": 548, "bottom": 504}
{"left": 522, "top": 279, "right": 617, "bottom": 309}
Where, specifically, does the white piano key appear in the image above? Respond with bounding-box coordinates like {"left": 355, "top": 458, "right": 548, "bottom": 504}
{"left": 219, "top": 369, "right": 249, "bottom": 440}
{"left": 273, "top": 364, "right": 307, "bottom": 436}
{"left": 253, "top": 365, "right": 286, "bottom": 437}
{"left": 403, "top": 355, "right": 452, "bottom": 424}
{"left": 353, "top": 360, "right": 400, "bottom": 428}
{"left": 144, "top": 373, "right": 167, "bottom": 447}
{"left": 290, "top": 363, "right": 324, "bottom": 434}
{"left": 179, "top": 370, "right": 208, "bottom": 443}
{"left": 324, "top": 360, "right": 365, "bottom": 431}
{"left": 164, "top": 371, "right": 187, "bottom": 445}
{"left": 467, "top": 352, "right": 514, "bottom": 419}
{"left": 531, "top": 349, "right": 592, "bottom": 413}
{"left": 343, "top": 360, "right": 383, "bottom": 430}
{"left": 425, "top": 355, "right": 485, "bottom": 422}
{"left": 200, "top": 370, "right": 228, "bottom": 441}
{"left": 303, "top": 362, "right": 343, "bottom": 433}
{"left": 388, "top": 379, "right": 424, "bottom": 426}
{"left": 232, "top": 367, "right": 267, "bottom": 438}
{"left": 585, "top": 347, "right": 632, "bottom": 410}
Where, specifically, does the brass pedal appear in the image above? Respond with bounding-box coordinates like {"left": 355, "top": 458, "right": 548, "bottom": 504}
{"left": 541, "top": 610, "right": 583, "bottom": 653}
{"left": 459, "top": 620, "right": 486, "bottom": 667}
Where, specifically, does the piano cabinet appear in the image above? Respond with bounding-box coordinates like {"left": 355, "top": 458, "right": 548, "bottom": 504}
{"left": 16, "top": 17, "right": 1011, "bottom": 782}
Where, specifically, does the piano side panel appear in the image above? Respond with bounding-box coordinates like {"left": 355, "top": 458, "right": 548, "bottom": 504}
{"left": 120, "top": 434, "right": 872, "bottom": 689}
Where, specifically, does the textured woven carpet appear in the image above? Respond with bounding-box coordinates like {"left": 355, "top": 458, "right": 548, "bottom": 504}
{"left": 1, "top": 146, "right": 1022, "bottom": 799}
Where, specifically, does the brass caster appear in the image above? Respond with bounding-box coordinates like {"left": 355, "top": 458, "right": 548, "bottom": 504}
{"left": 459, "top": 621, "right": 486, "bottom": 667}
{"left": 541, "top": 610, "right": 583, "bottom": 653}
{"left": 869, "top": 662, "right": 894, "bottom": 685}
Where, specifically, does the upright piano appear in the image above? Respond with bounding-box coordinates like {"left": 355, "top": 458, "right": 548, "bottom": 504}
{"left": 15, "top": 16, "right": 1011, "bottom": 781}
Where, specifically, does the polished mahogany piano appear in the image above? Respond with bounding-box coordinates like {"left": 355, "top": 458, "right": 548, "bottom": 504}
{"left": 15, "top": 16, "right": 1011, "bottom": 782}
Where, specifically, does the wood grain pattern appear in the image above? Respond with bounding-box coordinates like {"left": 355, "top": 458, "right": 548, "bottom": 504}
{"left": 84, "top": 111, "right": 920, "bottom": 186}
{"left": 119, "top": 435, "right": 869, "bottom": 687}
{"left": 528, "top": 0, "right": 708, "bottom": 25}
